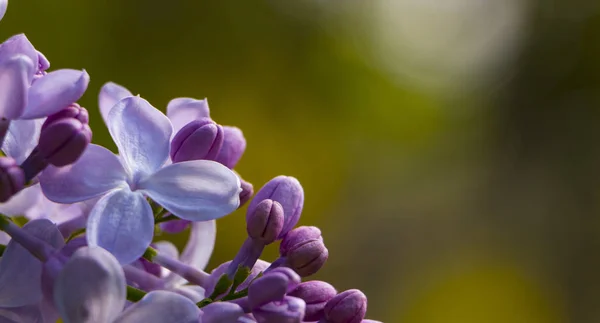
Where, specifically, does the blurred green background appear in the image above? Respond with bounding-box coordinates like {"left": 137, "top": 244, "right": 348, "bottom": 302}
{"left": 4, "top": 0, "right": 600, "bottom": 322}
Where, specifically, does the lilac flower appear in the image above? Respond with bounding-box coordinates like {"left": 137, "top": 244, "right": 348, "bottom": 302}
{"left": 0, "top": 34, "right": 89, "bottom": 120}
{"left": 98, "top": 82, "right": 209, "bottom": 135}
{"left": 39, "top": 96, "right": 241, "bottom": 264}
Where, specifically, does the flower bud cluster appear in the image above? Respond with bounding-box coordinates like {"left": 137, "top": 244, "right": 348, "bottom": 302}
{"left": 0, "top": 4, "right": 381, "bottom": 323}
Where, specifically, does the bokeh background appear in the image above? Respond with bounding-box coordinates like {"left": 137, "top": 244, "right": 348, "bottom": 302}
{"left": 3, "top": 0, "right": 600, "bottom": 322}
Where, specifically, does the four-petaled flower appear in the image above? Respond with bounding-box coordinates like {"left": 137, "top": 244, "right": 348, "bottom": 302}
{"left": 39, "top": 96, "right": 241, "bottom": 264}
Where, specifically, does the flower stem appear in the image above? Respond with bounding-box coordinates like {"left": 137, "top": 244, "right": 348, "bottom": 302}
{"left": 126, "top": 285, "right": 147, "bottom": 302}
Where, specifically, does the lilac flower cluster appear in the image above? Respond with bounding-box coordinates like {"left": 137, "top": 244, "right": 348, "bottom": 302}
{"left": 0, "top": 3, "right": 381, "bottom": 322}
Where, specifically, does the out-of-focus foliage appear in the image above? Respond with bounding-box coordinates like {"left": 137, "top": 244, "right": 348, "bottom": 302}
{"left": 3, "top": 0, "right": 600, "bottom": 321}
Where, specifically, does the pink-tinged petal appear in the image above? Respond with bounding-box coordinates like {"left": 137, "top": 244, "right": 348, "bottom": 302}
{"left": 0, "top": 219, "right": 64, "bottom": 307}
{"left": 21, "top": 69, "right": 89, "bottom": 119}
{"left": 0, "top": 55, "right": 34, "bottom": 119}
{"left": 108, "top": 96, "right": 172, "bottom": 181}
{"left": 99, "top": 82, "right": 133, "bottom": 124}
{"left": 138, "top": 160, "right": 240, "bottom": 221}
{"left": 0, "top": 0, "right": 7, "bottom": 22}
{"left": 0, "top": 184, "right": 42, "bottom": 216}
{"left": 114, "top": 291, "right": 200, "bottom": 323}
{"left": 0, "top": 34, "right": 37, "bottom": 69}
{"left": 164, "top": 220, "right": 216, "bottom": 287}
{"left": 87, "top": 189, "right": 154, "bottom": 264}
{"left": 166, "top": 98, "right": 210, "bottom": 134}
{"left": 54, "top": 246, "right": 126, "bottom": 323}
{"left": 39, "top": 144, "right": 128, "bottom": 204}
{"left": 2, "top": 118, "right": 42, "bottom": 164}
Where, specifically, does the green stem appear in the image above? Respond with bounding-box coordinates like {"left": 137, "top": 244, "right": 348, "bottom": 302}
{"left": 126, "top": 285, "right": 147, "bottom": 302}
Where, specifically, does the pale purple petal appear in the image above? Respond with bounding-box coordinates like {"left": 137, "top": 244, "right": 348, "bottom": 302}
{"left": 0, "top": 184, "right": 42, "bottom": 216}
{"left": 99, "top": 82, "right": 132, "bottom": 124}
{"left": 2, "top": 118, "right": 42, "bottom": 164}
{"left": 201, "top": 302, "right": 245, "bottom": 323}
{"left": 164, "top": 220, "right": 216, "bottom": 287}
{"left": 170, "top": 285, "right": 205, "bottom": 303}
{"left": 166, "top": 98, "right": 210, "bottom": 134}
{"left": 39, "top": 144, "right": 128, "bottom": 203}
{"left": 0, "top": 0, "right": 7, "bottom": 22}
{"left": 114, "top": 291, "right": 200, "bottom": 323}
{"left": 21, "top": 69, "right": 89, "bottom": 119}
{"left": 0, "top": 55, "right": 34, "bottom": 119}
{"left": 87, "top": 189, "right": 154, "bottom": 264}
{"left": 0, "top": 219, "right": 64, "bottom": 307}
{"left": 0, "top": 34, "right": 37, "bottom": 68}
{"left": 108, "top": 96, "right": 172, "bottom": 181}
{"left": 0, "top": 231, "right": 9, "bottom": 244}
{"left": 138, "top": 160, "right": 240, "bottom": 221}
{"left": 53, "top": 246, "right": 126, "bottom": 323}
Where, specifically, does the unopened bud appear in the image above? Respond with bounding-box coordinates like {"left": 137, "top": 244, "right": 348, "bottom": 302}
{"left": 170, "top": 118, "right": 224, "bottom": 163}
{"left": 215, "top": 126, "right": 246, "bottom": 169}
{"left": 288, "top": 281, "right": 337, "bottom": 321}
{"left": 280, "top": 226, "right": 328, "bottom": 277}
{"left": 0, "top": 157, "right": 24, "bottom": 202}
{"left": 38, "top": 117, "right": 91, "bottom": 167}
{"left": 248, "top": 267, "right": 300, "bottom": 309}
{"left": 41, "top": 103, "right": 88, "bottom": 126}
{"left": 324, "top": 290, "right": 367, "bottom": 323}
{"left": 247, "top": 176, "right": 304, "bottom": 239}
{"left": 247, "top": 199, "right": 283, "bottom": 244}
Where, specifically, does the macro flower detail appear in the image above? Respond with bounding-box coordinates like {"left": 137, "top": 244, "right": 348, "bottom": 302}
{"left": 39, "top": 96, "right": 241, "bottom": 264}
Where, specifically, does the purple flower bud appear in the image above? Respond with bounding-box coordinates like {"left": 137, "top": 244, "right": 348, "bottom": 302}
{"left": 38, "top": 115, "right": 92, "bottom": 167}
{"left": 248, "top": 267, "right": 300, "bottom": 309}
{"left": 170, "top": 118, "right": 224, "bottom": 163}
{"left": 239, "top": 178, "right": 253, "bottom": 208}
{"left": 247, "top": 176, "right": 304, "bottom": 239}
{"left": 159, "top": 217, "right": 191, "bottom": 234}
{"left": 253, "top": 296, "right": 306, "bottom": 323}
{"left": 247, "top": 199, "right": 284, "bottom": 244}
{"left": 324, "top": 290, "right": 367, "bottom": 323}
{"left": 0, "top": 157, "right": 24, "bottom": 202}
{"left": 41, "top": 103, "right": 89, "bottom": 126}
{"left": 280, "top": 226, "right": 328, "bottom": 277}
{"left": 215, "top": 126, "right": 246, "bottom": 169}
{"left": 288, "top": 281, "right": 337, "bottom": 321}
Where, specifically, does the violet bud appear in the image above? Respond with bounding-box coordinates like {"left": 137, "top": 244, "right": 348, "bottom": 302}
{"left": 239, "top": 178, "right": 253, "bottom": 208}
{"left": 170, "top": 117, "right": 224, "bottom": 163}
{"left": 280, "top": 226, "right": 328, "bottom": 277}
{"left": 323, "top": 290, "right": 367, "bottom": 323}
{"left": 41, "top": 103, "right": 88, "bottom": 126}
{"left": 159, "top": 217, "right": 191, "bottom": 234}
{"left": 247, "top": 199, "right": 284, "bottom": 244}
{"left": 215, "top": 126, "right": 246, "bottom": 169}
{"left": 288, "top": 281, "right": 337, "bottom": 321}
{"left": 38, "top": 113, "right": 92, "bottom": 167}
{"left": 0, "top": 156, "right": 24, "bottom": 202}
{"left": 252, "top": 296, "right": 306, "bottom": 323}
{"left": 248, "top": 267, "right": 301, "bottom": 309}
{"left": 247, "top": 176, "right": 304, "bottom": 239}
